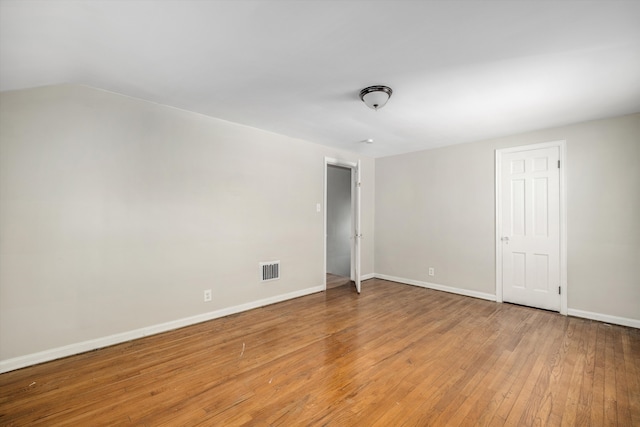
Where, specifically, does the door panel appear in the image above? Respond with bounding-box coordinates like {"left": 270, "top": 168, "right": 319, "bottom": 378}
{"left": 501, "top": 146, "right": 560, "bottom": 311}
{"left": 354, "top": 160, "right": 362, "bottom": 293}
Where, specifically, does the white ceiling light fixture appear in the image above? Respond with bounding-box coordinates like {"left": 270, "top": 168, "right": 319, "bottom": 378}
{"left": 359, "top": 85, "right": 393, "bottom": 110}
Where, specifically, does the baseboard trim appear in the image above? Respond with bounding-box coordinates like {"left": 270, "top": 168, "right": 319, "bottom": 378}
{"left": 0, "top": 285, "right": 325, "bottom": 374}
{"left": 374, "top": 274, "right": 497, "bottom": 302}
{"left": 375, "top": 274, "right": 638, "bottom": 329}
{"left": 568, "top": 309, "right": 640, "bottom": 329}
{"left": 5, "top": 282, "right": 636, "bottom": 374}
{"left": 361, "top": 273, "right": 375, "bottom": 281}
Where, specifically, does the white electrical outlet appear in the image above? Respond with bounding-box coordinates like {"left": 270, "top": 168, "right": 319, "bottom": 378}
{"left": 204, "top": 289, "right": 212, "bottom": 302}
{"left": 428, "top": 267, "right": 435, "bottom": 277}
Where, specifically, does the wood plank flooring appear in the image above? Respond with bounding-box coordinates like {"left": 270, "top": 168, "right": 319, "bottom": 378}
{"left": 326, "top": 273, "right": 351, "bottom": 289}
{"left": 1, "top": 279, "right": 639, "bottom": 426}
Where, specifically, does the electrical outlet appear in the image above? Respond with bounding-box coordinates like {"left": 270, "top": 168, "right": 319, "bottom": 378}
{"left": 203, "top": 289, "right": 212, "bottom": 302}
{"left": 428, "top": 267, "right": 435, "bottom": 277}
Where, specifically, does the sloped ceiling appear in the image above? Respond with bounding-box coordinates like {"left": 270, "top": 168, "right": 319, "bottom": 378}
{"left": 1, "top": 0, "right": 639, "bottom": 157}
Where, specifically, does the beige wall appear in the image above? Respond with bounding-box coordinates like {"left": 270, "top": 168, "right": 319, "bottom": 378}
{"left": 1, "top": 83, "right": 636, "bottom": 368}
{"left": 0, "top": 84, "right": 375, "bottom": 363}
{"left": 375, "top": 113, "right": 639, "bottom": 321}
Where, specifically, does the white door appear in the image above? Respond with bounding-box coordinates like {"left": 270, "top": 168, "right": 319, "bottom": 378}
{"left": 499, "top": 145, "right": 561, "bottom": 311}
{"left": 354, "top": 160, "right": 362, "bottom": 293}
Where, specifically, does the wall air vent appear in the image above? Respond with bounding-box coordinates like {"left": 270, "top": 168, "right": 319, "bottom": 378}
{"left": 260, "top": 261, "right": 280, "bottom": 282}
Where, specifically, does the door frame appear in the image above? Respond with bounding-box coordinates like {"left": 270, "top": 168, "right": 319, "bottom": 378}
{"left": 495, "top": 140, "right": 568, "bottom": 315}
{"left": 324, "top": 157, "right": 361, "bottom": 292}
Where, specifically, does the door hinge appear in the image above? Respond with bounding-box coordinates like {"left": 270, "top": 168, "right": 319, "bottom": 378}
{"left": 557, "top": 160, "right": 560, "bottom": 168}
{"left": 558, "top": 286, "right": 561, "bottom": 295}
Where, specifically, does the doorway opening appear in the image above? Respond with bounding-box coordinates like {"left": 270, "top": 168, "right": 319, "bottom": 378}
{"left": 324, "top": 158, "right": 361, "bottom": 293}
{"left": 326, "top": 164, "right": 352, "bottom": 289}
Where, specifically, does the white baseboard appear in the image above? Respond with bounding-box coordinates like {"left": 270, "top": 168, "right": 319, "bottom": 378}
{"left": 0, "top": 285, "right": 324, "bottom": 374}
{"left": 375, "top": 274, "right": 638, "bottom": 329}
{"left": 5, "top": 281, "right": 636, "bottom": 374}
{"left": 361, "top": 273, "right": 375, "bottom": 281}
{"left": 374, "top": 274, "right": 497, "bottom": 302}
{"left": 568, "top": 309, "right": 640, "bottom": 329}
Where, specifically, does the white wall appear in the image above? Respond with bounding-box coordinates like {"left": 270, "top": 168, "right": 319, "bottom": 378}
{"left": 2, "top": 83, "right": 635, "bottom": 371}
{"left": 326, "top": 165, "right": 352, "bottom": 277}
{"left": 375, "top": 113, "right": 640, "bottom": 323}
{"left": 0, "top": 84, "right": 375, "bottom": 367}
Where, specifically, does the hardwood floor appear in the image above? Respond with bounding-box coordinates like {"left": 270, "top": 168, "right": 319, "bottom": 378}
{"left": 326, "top": 273, "right": 351, "bottom": 289}
{"left": 1, "top": 279, "right": 639, "bottom": 426}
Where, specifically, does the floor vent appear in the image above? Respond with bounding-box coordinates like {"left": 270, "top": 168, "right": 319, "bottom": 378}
{"left": 260, "top": 261, "right": 280, "bottom": 282}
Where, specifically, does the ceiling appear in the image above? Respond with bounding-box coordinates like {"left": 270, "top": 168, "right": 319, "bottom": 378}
{"left": 1, "top": 0, "right": 639, "bottom": 158}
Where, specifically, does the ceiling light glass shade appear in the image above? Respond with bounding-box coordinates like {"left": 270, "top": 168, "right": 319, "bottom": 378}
{"left": 359, "top": 85, "right": 393, "bottom": 110}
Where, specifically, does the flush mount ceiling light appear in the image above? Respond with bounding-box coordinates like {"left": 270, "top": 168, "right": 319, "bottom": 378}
{"left": 359, "top": 85, "right": 393, "bottom": 110}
